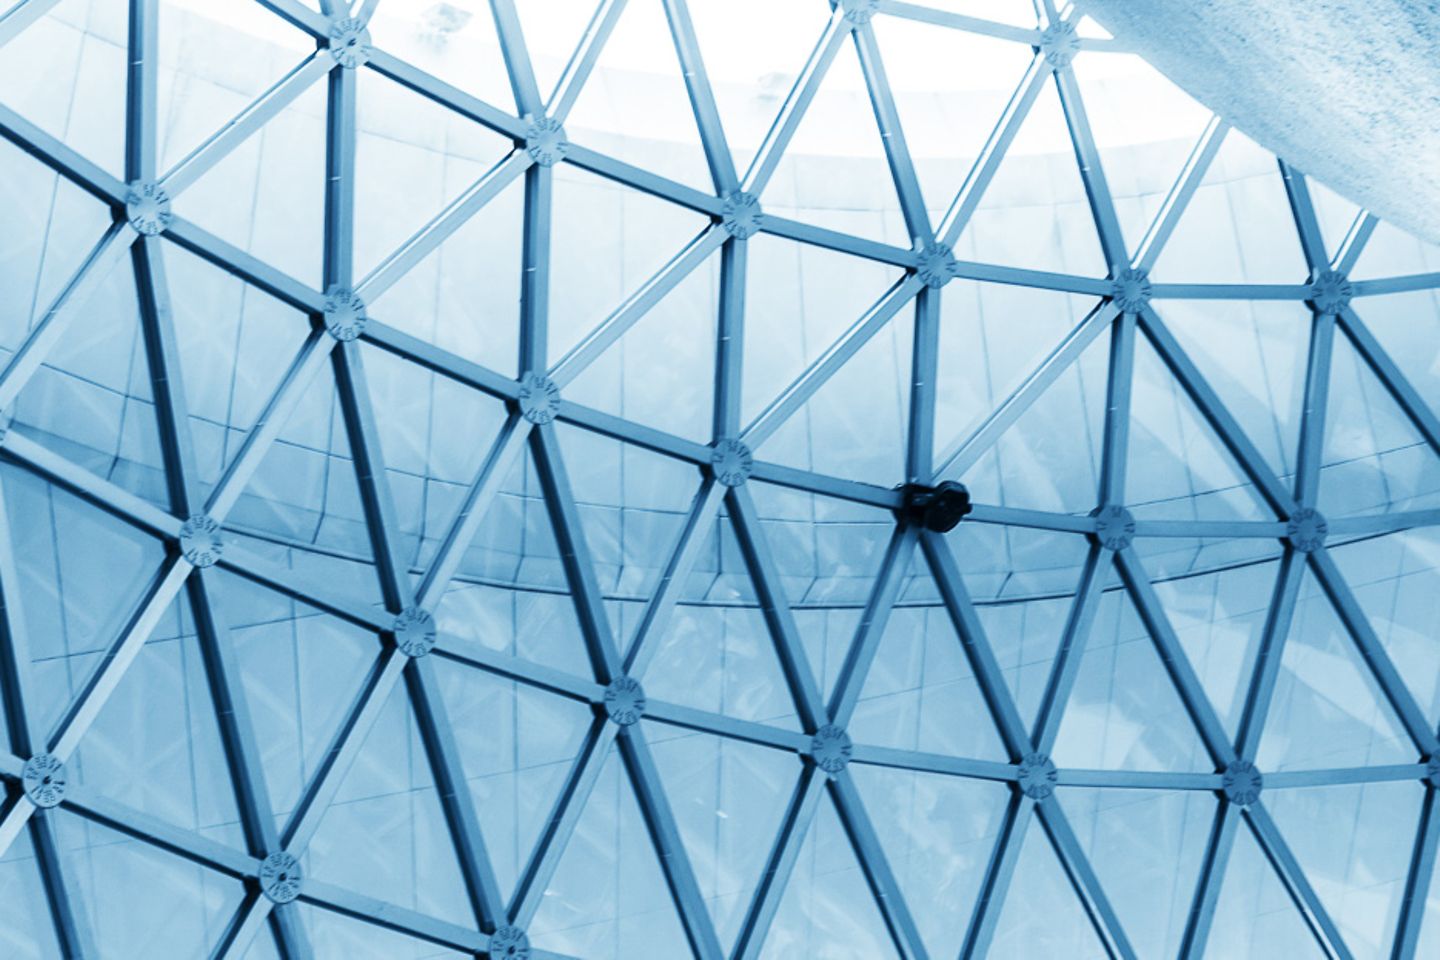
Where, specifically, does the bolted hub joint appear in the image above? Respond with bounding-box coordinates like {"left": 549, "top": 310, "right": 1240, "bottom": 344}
{"left": 1091, "top": 504, "right": 1135, "bottom": 552}
{"left": 603, "top": 676, "right": 646, "bottom": 726}
{"left": 837, "top": 0, "right": 878, "bottom": 25}
{"left": 323, "top": 286, "right": 368, "bottom": 342}
{"left": 259, "top": 851, "right": 302, "bottom": 904}
{"left": 327, "top": 17, "right": 372, "bottom": 68}
{"left": 125, "top": 180, "right": 173, "bottom": 236}
{"left": 1109, "top": 267, "right": 1151, "bottom": 313}
{"left": 1222, "top": 760, "right": 1263, "bottom": 805}
{"left": 721, "top": 191, "right": 763, "bottom": 240}
{"left": 487, "top": 925, "right": 531, "bottom": 959}
{"left": 1038, "top": 21, "right": 1080, "bottom": 69}
{"left": 517, "top": 372, "right": 560, "bottom": 425}
{"left": 524, "top": 115, "right": 568, "bottom": 167}
{"left": 392, "top": 607, "right": 437, "bottom": 657}
{"left": 709, "top": 438, "right": 753, "bottom": 487}
{"left": 1307, "top": 270, "right": 1352, "bottom": 315}
{"left": 1017, "top": 753, "right": 1058, "bottom": 799}
{"left": 899, "top": 480, "right": 972, "bottom": 532}
{"left": 1285, "top": 507, "right": 1328, "bottom": 553}
{"left": 914, "top": 241, "right": 957, "bottom": 289}
{"left": 809, "top": 725, "right": 853, "bottom": 776}
{"left": 179, "top": 515, "right": 224, "bottom": 567}
{"left": 22, "top": 753, "right": 66, "bottom": 808}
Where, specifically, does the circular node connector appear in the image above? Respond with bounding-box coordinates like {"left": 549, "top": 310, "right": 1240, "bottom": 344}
{"left": 709, "top": 438, "right": 753, "bottom": 487}
{"left": 603, "top": 676, "right": 647, "bottom": 726}
{"left": 1109, "top": 267, "right": 1152, "bottom": 313}
{"left": 125, "top": 180, "right": 173, "bottom": 236}
{"left": 21, "top": 754, "right": 66, "bottom": 808}
{"left": 1038, "top": 21, "right": 1080, "bottom": 69}
{"left": 327, "top": 17, "right": 372, "bottom": 68}
{"left": 914, "top": 241, "right": 957, "bottom": 289}
{"left": 524, "top": 115, "right": 568, "bottom": 167}
{"left": 1017, "top": 753, "right": 1058, "bottom": 800}
{"left": 721, "top": 191, "right": 763, "bottom": 240}
{"left": 487, "top": 925, "right": 531, "bottom": 959}
{"left": 1091, "top": 505, "right": 1135, "bottom": 552}
{"left": 838, "top": 0, "right": 879, "bottom": 24}
{"left": 810, "top": 725, "right": 853, "bottom": 776}
{"left": 1222, "top": 760, "right": 1263, "bottom": 806}
{"left": 259, "top": 851, "right": 302, "bottom": 904}
{"left": 1285, "top": 507, "right": 1328, "bottom": 553}
{"left": 1307, "top": 270, "right": 1352, "bottom": 314}
{"left": 392, "top": 607, "right": 437, "bottom": 658}
{"left": 323, "top": 286, "right": 368, "bottom": 342}
{"left": 179, "top": 515, "right": 224, "bottom": 567}
{"left": 517, "top": 372, "right": 561, "bottom": 425}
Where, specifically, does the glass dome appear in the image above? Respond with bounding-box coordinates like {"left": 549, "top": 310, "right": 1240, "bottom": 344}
{"left": 1, "top": 0, "right": 1439, "bottom": 958}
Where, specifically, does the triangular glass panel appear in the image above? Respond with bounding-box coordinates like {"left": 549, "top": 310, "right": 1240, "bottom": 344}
{"left": 849, "top": 561, "right": 1010, "bottom": 762}
{"left": 213, "top": 567, "right": 386, "bottom": 825}
{"left": 563, "top": 237, "right": 720, "bottom": 443}
{"left": 429, "top": 649, "right": 596, "bottom": 903}
{"left": 950, "top": 78, "right": 1108, "bottom": 277}
{"left": 1351, "top": 293, "right": 1440, "bottom": 427}
{"left": 69, "top": 587, "right": 247, "bottom": 844}
{"left": 1318, "top": 330, "right": 1440, "bottom": 517}
{"left": 933, "top": 282, "right": 1100, "bottom": 479}
{"left": 1151, "top": 559, "right": 1280, "bottom": 742}
{"left": 1126, "top": 329, "right": 1278, "bottom": 522}
{"left": 55, "top": 810, "right": 248, "bottom": 958}
{"left": 1350, "top": 218, "right": 1440, "bottom": 281}
{"left": 305, "top": 677, "right": 475, "bottom": 929}
{"left": 292, "top": 902, "right": 472, "bottom": 959}
{"left": 988, "top": 810, "right": 1112, "bottom": 958}
{"left": 227, "top": 357, "right": 387, "bottom": 607}
{"left": 357, "top": 342, "right": 510, "bottom": 580}
{"left": 870, "top": 15, "right": 1038, "bottom": 217}
{"left": 154, "top": 0, "right": 319, "bottom": 175}
{"left": 1207, "top": 815, "right": 1330, "bottom": 958}
{"left": 10, "top": 239, "right": 170, "bottom": 509}
{"left": 750, "top": 25, "right": 910, "bottom": 246}
{"left": 364, "top": 0, "right": 513, "bottom": 112}
{"left": 850, "top": 762, "right": 1012, "bottom": 958}
{"left": 1055, "top": 787, "right": 1216, "bottom": 960}
{"left": 740, "top": 231, "right": 905, "bottom": 431}
{"left": 553, "top": 423, "right": 707, "bottom": 603}
{"left": 548, "top": 163, "right": 712, "bottom": 368}
{"left": 1053, "top": 585, "right": 1213, "bottom": 772}
{"left": 353, "top": 66, "right": 517, "bottom": 281}
{"left": 0, "top": 138, "right": 115, "bottom": 358}
{"left": 365, "top": 165, "right": 525, "bottom": 379}
{"left": 0, "top": 461, "right": 169, "bottom": 738}
{"left": 1264, "top": 779, "right": 1423, "bottom": 959}
{"left": 760, "top": 792, "right": 897, "bottom": 958}
{"left": 529, "top": 743, "right": 695, "bottom": 958}
{"left": 0, "top": 0, "right": 127, "bottom": 179}
{"left": 1256, "top": 570, "right": 1415, "bottom": 771}
{"left": 513, "top": 0, "right": 601, "bottom": 104}
{"left": 1158, "top": 298, "right": 1310, "bottom": 481}
{"left": 952, "top": 318, "right": 1109, "bottom": 516}
{"left": 171, "top": 70, "right": 327, "bottom": 287}
{"left": 1150, "top": 131, "right": 1308, "bottom": 284}
{"left": 564, "top": 0, "right": 719, "bottom": 193}
{"left": 752, "top": 306, "right": 912, "bottom": 488}
{"left": 645, "top": 723, "right": 803, "bottom": 952}
{"left": 1070, "top": 51, "right": 1215, "bottom": 257}
{"left": 0, "top": 828, "right": 65, "bottom": 958}
{"left": 686, "top": 0, "right": 830, "bottom": 175}
{"left": 163, "top": 241, "right": 312, "bottom": 494}
{"left": 1327, "top": 527, "right": 1440, "bottom": 729}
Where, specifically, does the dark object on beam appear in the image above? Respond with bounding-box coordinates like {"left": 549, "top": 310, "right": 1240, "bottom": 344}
{"left": 899, "top": 480, "right": 973, "bottom": 532}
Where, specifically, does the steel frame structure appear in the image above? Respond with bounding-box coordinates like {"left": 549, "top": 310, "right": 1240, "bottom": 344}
{"left": 0, "top": 0, "right": 1438, "bottom": 957}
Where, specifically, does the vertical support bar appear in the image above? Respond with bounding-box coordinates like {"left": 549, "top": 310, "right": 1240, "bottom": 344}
{"left": 1278, "top": 161, "right": 1329, "bottom": 272}
{"left": 828, "top": 525, "right": 918, "bottom": 727}
{"left": 659, "top": 0, "right": 738, "bottom": 195}
{"left": 1053, "top": 65, "right": 1128, "bottom": 272}
{"left": 1294, "top": 311, "right": 1335, "bottom": 508}
{"left": 713, "top": 237, "right": 747, "bottom": 440}
{"left": 1098, "top": 310, "right": 1136, "bottom": 505}
{"left": 126, "top": 0, "right": 158, "bottom": 182}
{"left": 1234, "top": 550, "right": 1304, "bottom": 760}
{"left": 519, "top": 165, "right": 553, "bottom": 373}
{"left": 324, "top": 65, "right": 358, "bottom": 291}
{"left": 959, "top": 793, "right": 1036, "bottom": 959}
{"left": 488, "top": 0, "right": 544, "bottom": 117}
{"left": 1036, "top": 798, "right": 1138, "bottom": 960}
{"left": 1031, "top": 544, "right": 1111, "bottom": 754}
{"left": 1178, "top": 800, "right": 1241, "bottom": 960}
{"left": 1392, "top": 786, "right": 1440, "bottom": 959}
{"left": 731, "top": 767, "right": 829, "bottom": 960}
{"left": 851, "top": 22, "right": 932, "bottom": 244}
{"left": 907, "top": 288, "right": 940, "bottom": 483}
